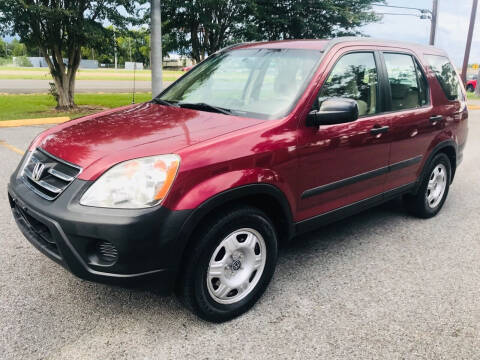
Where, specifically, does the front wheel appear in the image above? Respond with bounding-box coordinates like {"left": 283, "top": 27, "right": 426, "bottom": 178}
{"left": 404, "top": 153, "right": 451, "bottom": 218}
{"left": 178, "top": 206, "right": 278, "bottom": 322}
{"left": 466, "top": 84, "right": 475, "bottom": 92}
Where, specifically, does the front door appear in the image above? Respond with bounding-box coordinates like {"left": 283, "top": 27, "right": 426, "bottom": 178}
{"left": 296, "top": 50, "right": 391, "bottom": 222}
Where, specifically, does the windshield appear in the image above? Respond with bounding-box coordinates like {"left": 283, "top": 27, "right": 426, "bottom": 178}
{"left": 158, "top": 48, "right": 322, "bottom": 119}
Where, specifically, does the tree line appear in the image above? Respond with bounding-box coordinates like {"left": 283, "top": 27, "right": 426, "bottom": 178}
{"left": 0, "top": 0, "right": 382, "bottom": 109}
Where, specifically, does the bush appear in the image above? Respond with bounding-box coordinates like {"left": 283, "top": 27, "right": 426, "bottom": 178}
{"left": 0, "top": 57, "right": 12, "bottom": 66}
{"left": 15, "top": 56, "right": 33, "bottom": 67}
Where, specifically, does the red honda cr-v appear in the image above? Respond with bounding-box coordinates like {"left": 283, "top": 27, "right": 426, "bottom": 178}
{"left": 8, "top": 38, "right": 468, "bottom": 322}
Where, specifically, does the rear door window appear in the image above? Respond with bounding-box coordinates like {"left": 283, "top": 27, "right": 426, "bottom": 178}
{"left": 425, "top": 55, "right": 463, "bottom": 101}
{"left": 383, "top": 53, "right": 428, "bottom": 111}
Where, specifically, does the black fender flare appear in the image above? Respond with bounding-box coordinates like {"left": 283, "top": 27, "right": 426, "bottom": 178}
{"left": 414, "top": 139, "right": 457, "bottom": 193}
{"left": 177, "top": 183, "right": 294, "bottom": 243}
{"left": 171, "top": 183, "right": 295, "bottom": 283}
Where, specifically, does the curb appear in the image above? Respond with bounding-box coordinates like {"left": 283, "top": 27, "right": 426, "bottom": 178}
{"left": 0, "top": 116, "right": 70, "bottom": 127}
{"left": 468, "top": 105, "right": 480, "bottom": 110}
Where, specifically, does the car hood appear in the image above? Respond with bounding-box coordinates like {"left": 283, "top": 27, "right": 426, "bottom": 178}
{"left": 33, "top": 102, "right": 264, "bottom": 179}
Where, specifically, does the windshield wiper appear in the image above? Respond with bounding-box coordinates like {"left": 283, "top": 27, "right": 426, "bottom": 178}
{"left": 152, "top": 98, "right": 178, "bottom": 107}
{"left": 178, "top": 102, "right": 232, "bottom": 115}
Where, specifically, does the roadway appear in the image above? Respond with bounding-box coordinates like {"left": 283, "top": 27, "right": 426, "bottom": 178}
{"left": 0, "top": 80, "right": 174, "bottom": 94}
{"left": 0, "top": 113, "right": 479, "bottom": 359}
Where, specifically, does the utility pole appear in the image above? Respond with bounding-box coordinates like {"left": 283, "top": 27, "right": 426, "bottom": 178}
{"left": 151, "top": 0, "right": 163, "bottom": 98}
{"left": 429, "top": 0, "right": 438, "bottom": 45}
{"left": 129, "top": 38, "right": 132, "bottom": 62}
{"left": 114, "top": 29, "right": 118, "bottom": 69}
{"left": 462, "top": 0, "right": 478, "bottom": 84}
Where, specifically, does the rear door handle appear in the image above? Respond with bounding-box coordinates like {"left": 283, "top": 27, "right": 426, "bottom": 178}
{"left": 429, "top": 115, "right": 443, "bottom": 123}
{"left": 370, "top": 125, "right": 389, "bottom": 135}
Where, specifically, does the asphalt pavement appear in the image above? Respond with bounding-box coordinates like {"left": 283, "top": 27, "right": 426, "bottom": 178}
{"left": 1, "top": 114, "right": 480, "bottom": 359}
{"left": 0, "top": 80, "right": 173, "bottom": 94}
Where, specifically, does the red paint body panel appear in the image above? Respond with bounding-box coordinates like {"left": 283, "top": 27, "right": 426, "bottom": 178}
{"left": 29, "top": 38, "right": 468, "bottom": 226}
{"left": 35, "top": 102, "right": 264, "bottom": 180}
{"left": 466, "top": 79, "right": 476, "bottom": 90}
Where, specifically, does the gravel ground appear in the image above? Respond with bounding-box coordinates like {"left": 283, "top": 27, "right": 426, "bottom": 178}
{"left": 0, "top": 114, "right": 479, "bottom": 359}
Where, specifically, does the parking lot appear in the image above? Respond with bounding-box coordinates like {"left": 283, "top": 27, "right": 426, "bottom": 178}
{"left": 1, "top": 113, "right": 479, "bottom": 359}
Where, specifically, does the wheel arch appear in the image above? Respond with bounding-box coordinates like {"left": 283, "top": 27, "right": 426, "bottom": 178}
{"left": 173, "top": 184, "right": 294, "bottom": 284}
{"left": 417, "top": 140, "right": 457, "bottom": 193}
{"left": 178, "top": 183, "right": 294, "bottom": 245}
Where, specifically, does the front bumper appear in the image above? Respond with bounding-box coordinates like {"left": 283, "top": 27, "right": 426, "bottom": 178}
{"left": 8, "top": 166, "right": 191, "bottom": 294}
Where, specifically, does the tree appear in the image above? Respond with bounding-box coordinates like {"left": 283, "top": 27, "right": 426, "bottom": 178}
{"left": 249, "top": 0, "right": 382, "bottom": 41}
{"left": 162, "top": 0, "right": 253, "bottom": 63}
{"left": 9, "top": 38, "right": 27, "bottom": 57}
{"left": 161, "top": 0, "right": 382, "bottom": 63}
{"left": 0, "top": 38, "right": 7, "bottom": 57}
{"left": 0, "top": 1, "right": 147, "bottom": 109}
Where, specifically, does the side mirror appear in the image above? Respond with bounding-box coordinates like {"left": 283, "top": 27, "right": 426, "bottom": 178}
{"left": 307, "top": 97, "right": 359, "bottom": 127}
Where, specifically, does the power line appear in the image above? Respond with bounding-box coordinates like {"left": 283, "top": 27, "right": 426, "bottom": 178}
{"left": 372, "top": 3, "right": 431, "bottom": 14}
{"left": 375, "top": 12, "right": 430, "bottom": 18}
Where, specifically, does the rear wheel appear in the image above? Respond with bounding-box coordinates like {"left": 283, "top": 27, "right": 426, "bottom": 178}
{"left": 178, "top": 206, "right": 278, "bottom": 322}
{"left": 466, "top": 84, "right": 474, "bottom": 92}
{"left": 404, "top": 153, "right": 451, "bottom": 218}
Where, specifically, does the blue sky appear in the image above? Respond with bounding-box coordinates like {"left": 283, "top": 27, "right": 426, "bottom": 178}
{"left": 361, "top": 0, "right": 480, "bottom": 66}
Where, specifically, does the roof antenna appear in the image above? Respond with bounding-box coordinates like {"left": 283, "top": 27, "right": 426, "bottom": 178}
{"left": 132, "top": 62, "right": 136, "bottom": 104}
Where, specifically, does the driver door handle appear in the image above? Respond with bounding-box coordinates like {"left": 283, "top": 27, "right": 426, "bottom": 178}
{"left": 370, "top": 125, "right": 389, "bottom": 135}
{"left": 429, "top": 115, "right": 443, "bottom": 123}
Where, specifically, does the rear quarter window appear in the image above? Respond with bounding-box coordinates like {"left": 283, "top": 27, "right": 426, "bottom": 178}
{"left": 425, "top": 55, "right": 463, "bottom": 101}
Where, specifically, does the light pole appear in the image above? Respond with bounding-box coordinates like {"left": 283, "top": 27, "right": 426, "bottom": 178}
{"left": 151, "top": 0, "right": 163, "bottom": 98}
{"left": 114, "top": 28, "right": 118, "bottom": 69}
{"left": 462, "top": 0, "right": 478, "bottom": 84}
{"left": 373, "top": 3, "right": 434, "bottom": 43}
{"left": 429, "top": 0, "right": 438, "bottom": 45}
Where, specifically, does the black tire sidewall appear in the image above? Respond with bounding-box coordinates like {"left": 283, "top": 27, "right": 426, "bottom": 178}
{"left": 420, "top": 153, "right": 451, "bottom": 216}
{"left": 191, "top": 208, "right": 278, "bottom": 322}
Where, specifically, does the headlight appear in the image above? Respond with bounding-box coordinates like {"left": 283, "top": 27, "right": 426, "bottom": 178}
{"left": 80, "top": 154, "right": 180, "bottom": 209}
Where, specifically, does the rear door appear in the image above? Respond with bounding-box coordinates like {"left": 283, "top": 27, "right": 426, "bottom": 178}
{"left": 379, "top": 51, "right": 436, "bottom": 190}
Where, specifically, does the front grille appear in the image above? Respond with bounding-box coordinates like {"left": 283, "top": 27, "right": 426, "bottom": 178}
{"left": 21, "top": 148, "right": 81, "bottom": 200}
{"left": 13, "top": 203, "right": 59, "bottom": 256}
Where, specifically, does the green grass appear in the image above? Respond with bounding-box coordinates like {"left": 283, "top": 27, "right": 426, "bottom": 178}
{"left": 467, "top": 92, "right": 480, "bottom": 100}
{"left": 0, "top": 93, "right": 152, "bottom": 121}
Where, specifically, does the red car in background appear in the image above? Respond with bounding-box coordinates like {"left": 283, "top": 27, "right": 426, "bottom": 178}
{"left": 466, "top": 75, "right": 477, "bottom": 92}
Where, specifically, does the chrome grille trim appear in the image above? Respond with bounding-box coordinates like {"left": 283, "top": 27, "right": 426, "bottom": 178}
{"left": 48, "top": 168, "right": 75, "bottom": 182}
{"left": 23, "top": 167, "right": 63, "bottom": 193}
{"left": 21, "top": 148, "right": 82, "bottom": 201}
{"left": 36, "top": 148, "right": 82, "bottom": 172}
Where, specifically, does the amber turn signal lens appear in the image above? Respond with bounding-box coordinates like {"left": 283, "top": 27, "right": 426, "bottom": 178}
{"left": 154, "top": 160, "right": 179, "bottom": 200}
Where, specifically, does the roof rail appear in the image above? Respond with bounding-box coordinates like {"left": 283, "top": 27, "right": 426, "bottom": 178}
{"left": 214, "top": 42, "right": 252, "bottom": 54}
{"left": 324, "top": 36, "right": 439, "bottom": 52}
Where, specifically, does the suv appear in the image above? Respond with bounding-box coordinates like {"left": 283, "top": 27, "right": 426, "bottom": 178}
{"left": 8, "top": 38, "right": 468, "bottom": 322}
{"left": 466, "top": 75, "right": 477, "bottom": 92}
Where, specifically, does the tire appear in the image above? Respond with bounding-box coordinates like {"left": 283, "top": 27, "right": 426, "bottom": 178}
{"left": 404, "top": 153, "right": 451, "bottom": 218}
{"left": 178, "top": 206, "right": 278, "bottom": 322}
{"left": 466, "top": 84, "right": 474, "bottom": 92}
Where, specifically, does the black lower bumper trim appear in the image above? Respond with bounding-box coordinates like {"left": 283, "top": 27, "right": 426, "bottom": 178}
{"left": 8, "top": 175, "right": 191, "bottom": 294}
